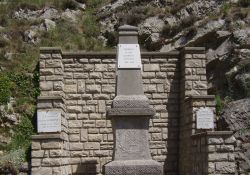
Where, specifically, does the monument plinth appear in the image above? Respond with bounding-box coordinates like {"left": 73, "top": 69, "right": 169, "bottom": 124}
{"left": 104, "top": 25, "right": 163, "bottom": 175}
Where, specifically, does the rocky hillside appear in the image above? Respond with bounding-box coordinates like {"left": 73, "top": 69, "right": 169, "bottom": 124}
{"left": 0, "top": 0, "right": 249, "bottom": 174}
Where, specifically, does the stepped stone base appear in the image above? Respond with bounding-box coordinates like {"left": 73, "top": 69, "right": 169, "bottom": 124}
{"left": 105, "top": 160, "right": 163, "bottom": 175}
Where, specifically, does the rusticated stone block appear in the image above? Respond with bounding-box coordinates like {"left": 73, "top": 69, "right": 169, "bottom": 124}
{"left": 40, "top": 81, "right": 53, "bottom": 91}
{"left": 32, "top": 141, "right": 41, "bottom": 150}
{"left": 46, "top": 60, "right": 62, "bottom": 68}
{"left": 144, "top": 64, "right": 160, "bottom": 72}
{"left": 193, "top": 54, "right": 206, "bottom": 59}
{"left": 193, "top": 81, "right": 207, "bottom": 90}
{"left": 80, "top": 129, "right": 88, "bottom": 141}
{"left": 216, "top": 145, "right": 234, "bottom": 152}
{"left": 67, "top": 106, "right": 82, "bottom": 113}
{"left": 53, "top": 81, "right": 63, "bottom": 91}
{"left": 208, "top": 153, "right": 228, "bottom": 161}
{"left": 70, "top": 143, "right": 83, "bottom": 151}
{"left": 71, "top": 151, "right": 89, "bottom": 157}
{"left": 185, "top": 60, "right": 202, "bottom": 68}
{"left": 215, "top": 162, "right": 235, "bottom": 173}
{"left": 96, "top": 120, "right": 106, "bottom": 127}
{"left": 64, "top": 84, "right": 77, "bottom": 93}
{"left": 40, "top": 68, "right": 54, "bottom": 75}
{"left": 83, "top": 64, "right": 94, "bottom": 71}
{"left": 42, "top": 158, "right": 61, "bottom": 166}
{"left": 86, "top": 85, "right": 101, "bottom": 93}
{"left": 41, "top": 141, "right": 61, "bottom": 149}
{"left": 88, "top": 134, "right": 102, "bottom": 142}
{"left": 69, "top": 134, "right": 80, "bottom": 142}
{"left": 50, "top": 150, "right": 63, "bottom": 157}
{"left": 102, "top": 85, "right": 115, "bottom": 93}
{"left": 95, "top": 64, "right": 108, "bottom": 72}
{"left": 68, "top": 120, "right": 82, "bottom": 128}
{"left": 90, "top": 72, "right": 102, "bottom": 79}
{"left": 40, "top": 54, "right": 51, "bottom": 59}
{"left": 32, "top": 167, "right": 52, "bottom": 175}
{"left": 208, "top": 138, "right": 224, "bottom": 145}
{"left": 94, "top": 150, "right": 110, "bottom": 157}
{"left": 32, "top": 150, "right": 45, "bottom": 158}
{"left": 84, "top": 142, "right": 100, "bottom": 150}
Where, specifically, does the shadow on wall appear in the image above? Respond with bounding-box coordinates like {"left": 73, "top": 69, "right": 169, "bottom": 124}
{"left": 73, "top": 160, "right": 98, "bottom": 175}
{"left": 164, "top": 67, "right": 180, "bottom": 174}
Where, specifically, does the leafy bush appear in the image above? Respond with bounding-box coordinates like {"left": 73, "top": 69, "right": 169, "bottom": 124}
{"left": 7, "top": 116, "right": 34, "bottom": 152}
{"left": 161, "top": 24, "right": 180, "bottom": 38}
{"left": 0, "top": 149, "right": 25, "bottom": 175}
{"left": 82, "top": 12, "right": 100, "bottom": 37}
{"left": 86, "top": 0, "right": 103, "bottom": 8}
{"left": 0, "top": 74, "right": 13, "bottom": 105}
{"left": 215, "top": 94, "right": 224, "bottom": 115}
{"left": 61, "top": 0, "right": 77, "bottom": 10}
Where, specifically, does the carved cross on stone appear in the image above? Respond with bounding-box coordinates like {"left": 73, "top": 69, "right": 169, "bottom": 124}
{"left": 104, "top": 25, "right": 163, "bottom": 175}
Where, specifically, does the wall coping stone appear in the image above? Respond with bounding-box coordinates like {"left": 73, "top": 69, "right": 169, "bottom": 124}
{"left": 182, "top": 47, "right": 205, "bottom": 53}
{"left": 62, "top": 50, "right": 180, "bottom": 58}
{"left": 191, "top": 131, "right": 233, "bottom": 138}
{"left": 40, "top": 47, "right": 62, "bottom": 54}
{"left": 37, "top": 96, "right": 64, "bottom": 101}
{"left": 184, "top": 95, "right": 215, "bottom": 102}
{"left": 32, "top": 134, "right": 63, "bottom": 140}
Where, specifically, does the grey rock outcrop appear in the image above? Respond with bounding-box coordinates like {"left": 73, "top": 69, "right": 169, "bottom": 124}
{"left": 233, "top": 27, "right": 250, "bottom": 47}
{"left": 161, "top": 19, "right": 226, "bottom": 52}
{"left": 221, "top": 98, "right": 250, "bottom": 141}
{"left": 43, "top": 19, "right": 56, "bottom": 31}
{"left": 221, "top": 98, "right": 250, "bottom": 173}
{"left": 13, "top": 7, "right": 60, "bottom": 20}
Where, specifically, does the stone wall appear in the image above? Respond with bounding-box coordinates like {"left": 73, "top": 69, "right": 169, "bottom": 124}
{"left": 32, "top": 47, "right": 237, "bottom": 175}
{"left": 191, "top": 131, "right": 236, "bottom": 175}
{"left": 179, "top": 47, "right": 237, "bottom": 175}
{"left": 32, "top": 48, "right": 180, "bottom": 175}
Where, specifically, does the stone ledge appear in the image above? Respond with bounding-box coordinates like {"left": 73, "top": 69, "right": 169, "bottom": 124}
{"left": 32, "top": 134, "right": 63, "bottom": 140}
{"left": 40, "top": 47, "right": 62, "bottom": 54}
{"left": 37, "top": 96, "right": 64, "bottom": 102}
{"left": 185, "top": 95, "right": 215, "bottom": 102}
{"left": 119, "top": 31, "right": 138, "bottom": 36}
{"left": 191, "top": 131, "right": 234, "bottom": 138}
{"left": 62, "top": 51, "right": 180, "bottom": 58}
{"left": 182, "top": 47, "right": 205, "bottom": 53}
{"left": 105, "top": 160, "right": 163, "bottom": 175}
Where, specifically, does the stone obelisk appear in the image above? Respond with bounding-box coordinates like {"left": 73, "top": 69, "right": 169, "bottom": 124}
{"left": 104, "top": 25, "right": 163, "bottom": 175}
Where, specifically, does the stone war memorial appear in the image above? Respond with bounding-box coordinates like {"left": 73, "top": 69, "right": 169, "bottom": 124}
{"left": 31, "top": 25, "right": 236, "bottom": 175}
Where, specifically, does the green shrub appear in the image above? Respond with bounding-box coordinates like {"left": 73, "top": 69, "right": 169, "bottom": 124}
{"left": 0, "top": 38, "right": 8, "bottom": 48}
{"left": 222, "top": 3, "right": 231, "bottom": 14}
{"left": 82, "top": 12, "right": 100, "bottom": 37}
{"left": 0, "top": 149, "right": 25, "bottom": 175}
{"left": 0, "top": 74, "right": 12, "bottom": 105}
{"left": 7, "top": 116, "right": 34, "bottom": 154}
{"left": 85, "top": 0, "right": 105, "bottom": 8}
{"left": 104, "top": 31, "right": 117, "bottom": 47}
{"left": 61, "top": 0, "right": 77, "bottom": 10}
{"left": 215, "top": 95, "right": 224, "bottom": 115}
{"left": 161, "top": 24, "right": 180, "bottom": 38}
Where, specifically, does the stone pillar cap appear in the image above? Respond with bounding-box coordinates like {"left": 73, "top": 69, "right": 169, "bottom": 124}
{"left": 118, "top": 25, "right": 138, "bottom": 32}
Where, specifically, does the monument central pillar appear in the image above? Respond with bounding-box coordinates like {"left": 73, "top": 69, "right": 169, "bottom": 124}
{"left": 104, "top": 25, "right": 163, "bottom": 175}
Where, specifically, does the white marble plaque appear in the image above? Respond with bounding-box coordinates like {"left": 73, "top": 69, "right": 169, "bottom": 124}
{"left": 118, "top": 44, "right": 142, "bottom": 69}
{"left": 196, "top": 107, "right": 214, "bottom": 129}
{"left": 37, "top": 110, "right": 61, "bottom": 133}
